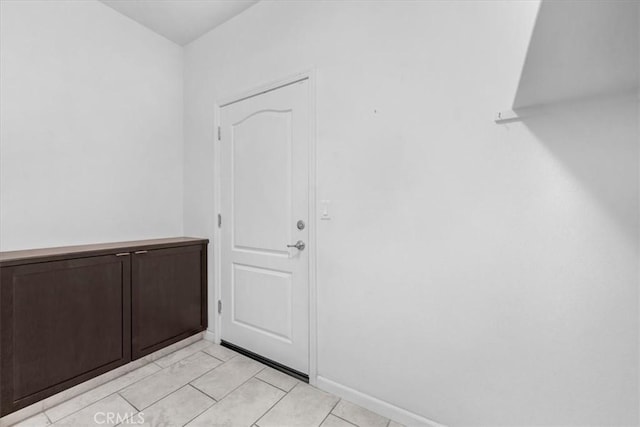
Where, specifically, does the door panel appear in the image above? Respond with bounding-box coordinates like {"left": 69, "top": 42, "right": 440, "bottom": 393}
{"left": 233, "top": 110, "right": 292, "bottom": 255}
{"left": 221, "top": 79, "right": 310, "bottom": 374}
{"left": 232, "top": 263, "right": 293, "bottom": 341}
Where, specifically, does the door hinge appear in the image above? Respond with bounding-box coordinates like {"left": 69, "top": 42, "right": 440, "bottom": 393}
{"left": 218, "top": 213, "right": 222, "bottom": 228}
{"left": 218, "top": 300, "right": 222, "bottom": 314}
{"left": 217, "top": 126, "right": 221, "bottom": 141}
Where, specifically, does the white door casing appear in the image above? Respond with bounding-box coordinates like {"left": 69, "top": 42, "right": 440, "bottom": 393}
{"left": 219, "top": 78, "right": 310, "bottom": 374}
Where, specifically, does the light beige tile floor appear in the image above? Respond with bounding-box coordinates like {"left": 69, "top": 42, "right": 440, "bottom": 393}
{"left": 11, "top": 340, "right": 404, "bottom": 427}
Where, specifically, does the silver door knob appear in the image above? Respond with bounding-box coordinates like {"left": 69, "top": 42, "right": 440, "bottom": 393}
{"left": 286, "top": 240, "right": 305, "bottom": 251}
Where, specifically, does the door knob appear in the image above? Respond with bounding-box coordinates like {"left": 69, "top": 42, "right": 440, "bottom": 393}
{"left": 286, "top": 240, "right": 306, "bottom": 251}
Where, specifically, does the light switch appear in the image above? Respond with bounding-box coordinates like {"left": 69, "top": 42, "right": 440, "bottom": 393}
{"left": 320, "top": 200, "right": 331, "bottom": 220}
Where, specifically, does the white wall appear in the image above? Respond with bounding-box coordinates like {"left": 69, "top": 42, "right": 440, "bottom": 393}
{"left": 0, "top": 0, "right": 184, "bottom": 251}
{"left": 513, "top": 0, "right": 638, "bottom": 108}
{"left": 183, "top": 1, "right": 639, "bottom": 426}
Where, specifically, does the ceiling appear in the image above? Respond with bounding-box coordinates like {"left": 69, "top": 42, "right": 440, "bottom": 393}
{"left": 99, "top": 0, "right": 259, "bottom": 45}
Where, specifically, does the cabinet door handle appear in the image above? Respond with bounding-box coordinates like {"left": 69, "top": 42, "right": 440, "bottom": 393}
{"left": 115, "top": 252, "right": 130, "bottom": 257}
{"left": 134, "top": 250, "right": 148, "bottom": 254}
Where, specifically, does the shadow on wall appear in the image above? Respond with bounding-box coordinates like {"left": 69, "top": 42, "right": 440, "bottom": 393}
{"left": 515, "top": 94, "right": 639, "bottom": 245}
{"left": 507, "top": 0, "right": 639, "bottom": 242}
{"left": 513, "top": 0, "right": 638, "bottom": 108}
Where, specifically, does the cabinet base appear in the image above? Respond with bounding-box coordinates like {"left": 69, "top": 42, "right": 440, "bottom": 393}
{"left": 0, "top": 333, "right": 204, "bottom": 427}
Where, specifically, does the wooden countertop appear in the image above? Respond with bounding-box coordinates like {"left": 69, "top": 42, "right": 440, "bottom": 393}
{"left": 0, "top": 237, "right": 209, "bottom": 266}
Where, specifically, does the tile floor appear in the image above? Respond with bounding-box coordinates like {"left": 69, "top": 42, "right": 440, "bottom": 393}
{"left": 12, "top": 340, "right": 404, "bottom": 427}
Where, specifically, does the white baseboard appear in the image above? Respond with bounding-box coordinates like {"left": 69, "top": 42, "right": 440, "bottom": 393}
{"left": 203, "top": 329, "right": 217, "bottom": 343}
{"left": 316, "top": 376, "right": 445, "bottom": 427}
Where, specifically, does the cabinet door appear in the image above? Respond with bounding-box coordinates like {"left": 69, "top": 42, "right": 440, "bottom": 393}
{"left": 0, "top": 255, "right": 131, "bottom": 416}
{"left": 131, "top": 245, "right": 207, "bottom": 359}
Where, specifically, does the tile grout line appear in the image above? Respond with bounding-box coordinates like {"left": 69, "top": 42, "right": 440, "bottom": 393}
{"left": 254, "top": 381, "right": 304, "bottom": 427}
{"left": 123, "top": 351, "right": 226, "bottom": 412}
{"left": 183, "top": 364, "right": 272, "bottom": 426}
{"left": 331, "top": 412, "right": 361, "bottom": 427}
{"left": 116, "top": 390, "right": 139, "bottom": 413}
{"left": 121, "top": 383, "right": 214, "bottom": 427}
{"left": 13, "top": 341, "right": 220, "bottom": 427}
{"left": 113, "top": 391, "right": 141, "bottom": 427}
{"left": 19, "top": 342, "right": 391, "bottom": 427}
{"left": 189, "top": 364, "right": 267, "bottom": 403}
{"left": 201, "top": 348, "right": 239, "bottom": 364}
{"left": 182, "top": 351, "right": 231, "bottom": 389}
{"left": 56, "top": 347, "right": 222, "bottom": 420}
{"left": 25, "top": 367, "right": 389, "bottom": 427}
{"left": 318, "top": 397, "right": 343, "bottom": 427}
{"left": 252, "top": 375, "right": 296, "bottom": 393}
{"left": 153, "top": 342, "right": 215, "bottom": 369}
{"left": 186, "top": 383, "right": 218, "bottom": 404}
{"left": 197, "top": 350, "right": 227, "bottom": 365}
{"left": 44, "top": 354, "right": 174, "bottom": 423}
{"left": 44, "top": 361, "right": 161, "bottom": 423}
{"left": 147, "top": 339, "right": 216, "bottom": 369}
{"left": 50, "top": 391, "right": 129, "bottom": 426}
{"left": 188, "top": 364, "right": 284, "bottom": 427}
{"left": 330, "top": 401, "right": 391, "bottom": 427}
{"left": 180, "top": 384, "right": 218, "bottom": 426}
{"left": 331, "top": 404, "right": 391, "bottom": 427}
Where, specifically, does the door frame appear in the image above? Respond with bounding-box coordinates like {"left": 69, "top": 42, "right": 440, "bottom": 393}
{"left": 212, "top": 70, "right": 318, "bottom": 385}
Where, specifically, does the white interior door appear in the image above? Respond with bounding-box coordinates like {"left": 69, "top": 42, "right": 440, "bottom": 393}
{"left": 220, "top": 79, "right": 310, "bottom": 374}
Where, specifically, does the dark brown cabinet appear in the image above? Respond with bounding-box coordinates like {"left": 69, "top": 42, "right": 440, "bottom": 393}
{"left": 0, "top": 237, "right": 208, "bottom": 417}
{"left": 0, "top": 255, "right": 131, "bottom": 416}
{"left": 132, "top": 245, "right": 207, "bottom": 359}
